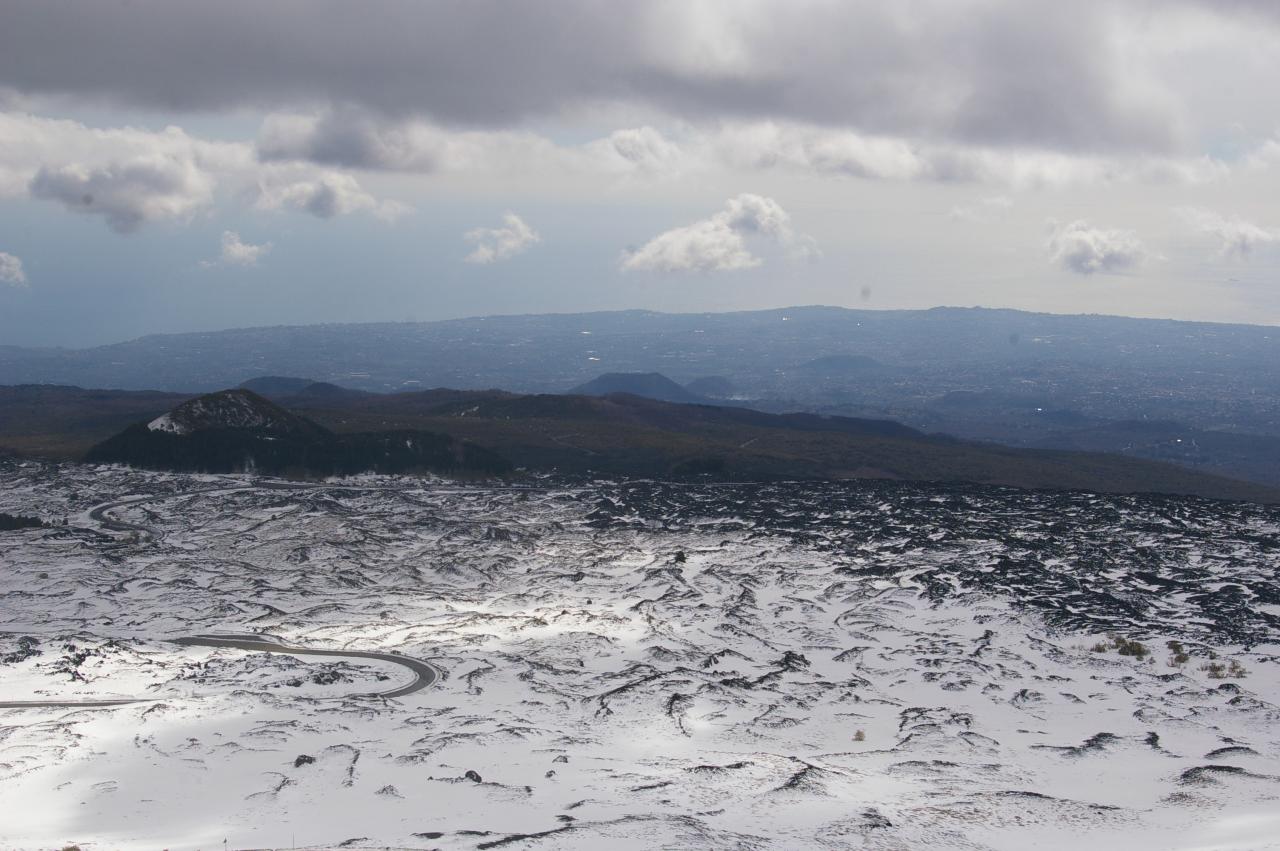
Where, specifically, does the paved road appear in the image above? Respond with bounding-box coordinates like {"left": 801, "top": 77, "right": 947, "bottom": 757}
{"left": 5, "top": 483, "right": 444, "bottom": 709}
{"left": 1, "top": 635, "right": 440, "bottom": 709}
{"left": 175, "top": 633, "right": 440, "bottom": 698}
{"left": 87, "top": 494, "right": 160, "bottom": 537}
{"left": 0, "top": 697, "right": 149, "bottom": 709}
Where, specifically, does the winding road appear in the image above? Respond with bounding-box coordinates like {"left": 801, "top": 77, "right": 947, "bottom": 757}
{"left": 3, "top": 483, "right": 443, "bottom": 709}
{"left": 175, "top": 634, "right": 440, "bottom": 698}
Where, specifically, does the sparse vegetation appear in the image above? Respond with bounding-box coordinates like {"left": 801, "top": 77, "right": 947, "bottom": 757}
{"left": 1202, "top": 660, "right": 1249, "bottom": 679}
{"left": 1167, "top": 640, "right": 1191, "bottom": 667}
{"left": 1091, "top": 634, "right": 1149, "bottom": 660}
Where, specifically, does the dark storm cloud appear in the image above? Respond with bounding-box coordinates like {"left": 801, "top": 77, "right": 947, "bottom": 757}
{"left": 0, "top": 0, "right": 1193, "bottom": 154}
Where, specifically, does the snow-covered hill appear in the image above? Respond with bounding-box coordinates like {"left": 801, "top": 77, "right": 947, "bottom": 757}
{"left": 146, "top": 388, "right": 324, "bottom": 437}
{"left": 1, "top": 462, "right": 1278, "bottom": 850}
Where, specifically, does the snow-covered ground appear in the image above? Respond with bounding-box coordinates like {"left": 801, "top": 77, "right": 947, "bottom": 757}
{"left": 1, "top": 461, "right": 1278, "bottom": 850}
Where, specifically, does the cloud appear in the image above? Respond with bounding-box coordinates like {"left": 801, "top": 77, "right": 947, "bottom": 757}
{"left": 622, "top": 194, "right": 817, "bottom": 274}
{"left": 1047, "top": 220, "right": 1147, "bottom": 275}
{"left": 259, "top": 108, "right": 689, "bottom": 182}
{"left": 464, "top": 213, "right": 539, "bottom": 264}
{"left": 251, "top": 167, "right": 410, "bottom": 221}
{"left": 259, "top": 108, "right": 455, "bottom": 172}
{"left": 1176, "top": 206, "right": 1280, "bottom": 259}
{"left": 0, "top": 112, "right": 249, "bottom": 199}
{"left": 0, "top": 251, "right": 27, "bottom": 286}
{"left": 29, "top": 155, "right": 215, "bottom": 233}
{"left": 0, "top": 115, "right": 237, "bottom": 233}
{"left": 0, "top": 111, "right": 407, "bottom": 231}
{"left": 254, "top": 108, "right": 1234, "bottom": 192}
{"left": 704, "top": 121, "right": 1229, "bottom": 188}
{"left": 583, "top": 127, "right": 686, "bottom": 178}
{"left": 0, "top": 1, "right": 1198, "bottom": 155}
{"left": 202, "top": 231, "right": 272, "bottom": 268}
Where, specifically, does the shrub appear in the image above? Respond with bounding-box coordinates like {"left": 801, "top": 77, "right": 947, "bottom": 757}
{"left": 1111, "top": 635, "right": 1149, "bottom": 659}
{"left": 1089, "top": 634, "right": 1150, "bottom": 660}
{"left": 1166, "top": 640, "right": 1190, "bottom": 666}
{"left": 853, "top": 729, "right": 866, "bottom": 742}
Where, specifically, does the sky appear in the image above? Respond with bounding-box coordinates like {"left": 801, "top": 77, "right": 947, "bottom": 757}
{"left": 1, "top": 0, "right": 1279, "bottom": 347}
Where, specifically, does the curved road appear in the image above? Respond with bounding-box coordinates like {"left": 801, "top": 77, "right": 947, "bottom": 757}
{"left": 88, "top": 494, "right": 161, "bottom": 538}
{"left": 85, "top": 480, "right": 316, "bottom": 540}
{"left": 175, "top": 634, "right": 440, "bottom": 698}
{"left": 5, "top": 483, "right": 443, "bottom": 709}
{"left": 0, "top": 635, "right": 439, "bottom": 709}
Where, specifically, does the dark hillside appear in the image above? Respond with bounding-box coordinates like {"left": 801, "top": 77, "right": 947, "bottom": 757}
{"left": 85, "top": 389, "right": 510, "bottom": 477}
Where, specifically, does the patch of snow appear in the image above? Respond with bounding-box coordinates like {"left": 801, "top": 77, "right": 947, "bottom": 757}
{"left": 145, "top": 413, "right": 186, "bottom": 434}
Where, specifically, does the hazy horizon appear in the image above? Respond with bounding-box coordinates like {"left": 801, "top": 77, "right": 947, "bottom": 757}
{"left": 8, "top": 300, "right": 1280, "bottom": 351}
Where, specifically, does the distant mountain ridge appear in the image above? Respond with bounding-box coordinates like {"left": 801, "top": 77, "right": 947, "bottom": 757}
{"left": 3, "top": 306, "right": 1277, "bottom": 404}
{"left": 3, "top": 302, "right": 1280, "bottom": 489}
{"left": 570, "top": 372, "right": 711, "bottom": 405}
{"left": 239, "top": 376, "right": 369, "bottom": 401}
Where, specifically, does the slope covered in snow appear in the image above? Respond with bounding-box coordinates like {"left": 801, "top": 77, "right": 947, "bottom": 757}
{"left": 0, "top": 461, "right": 1278, "bottom": 850}
{"left": 145, "top": 388, "right": 323, "bottom": 437}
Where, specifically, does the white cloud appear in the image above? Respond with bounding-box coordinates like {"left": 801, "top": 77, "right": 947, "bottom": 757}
{"left": 0, "top": 111, "right": 408, "bottom": 231}
{"left": 708, "top": 122, "right": 930, "bottom": 182}
{"left": 0, "top": 251, "right": 27, "bottom": 287}
{"left": 0, "top": 113, "right": 249, "bottom": 202}
{"left": 29, "top": 155, "right": 215, "bottom": 233}
{"left": 1047, "top": 220, "right": 1147, "bottom": 275}
{"left": 252, "top": 107, "right": 1246, "bottom": 194}
{"left": 581, "top": 126, "right": 686, "bottom": 179}
{"left": 202, "top": 231, "right": 272, "bottom": 268}
{"left": 251, "top": 167, "right": 409, "bottom": 221}
{"left": 259, "top": 108, "right": 690, "bottom": 184}
{"left": 463, "top": 213, "right": 540, "bottom": 264}
{"left": 622, "top": 194, "right": 818, "bottom": 274}
{"left": 260, "top": 109, "right": 463, "bottom": 172}
{"left": 1176, "top": 206, "right": 1280, "bottom": 259}
{"left": 702, "top": 121, "right": 1230, "bottom": 189}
